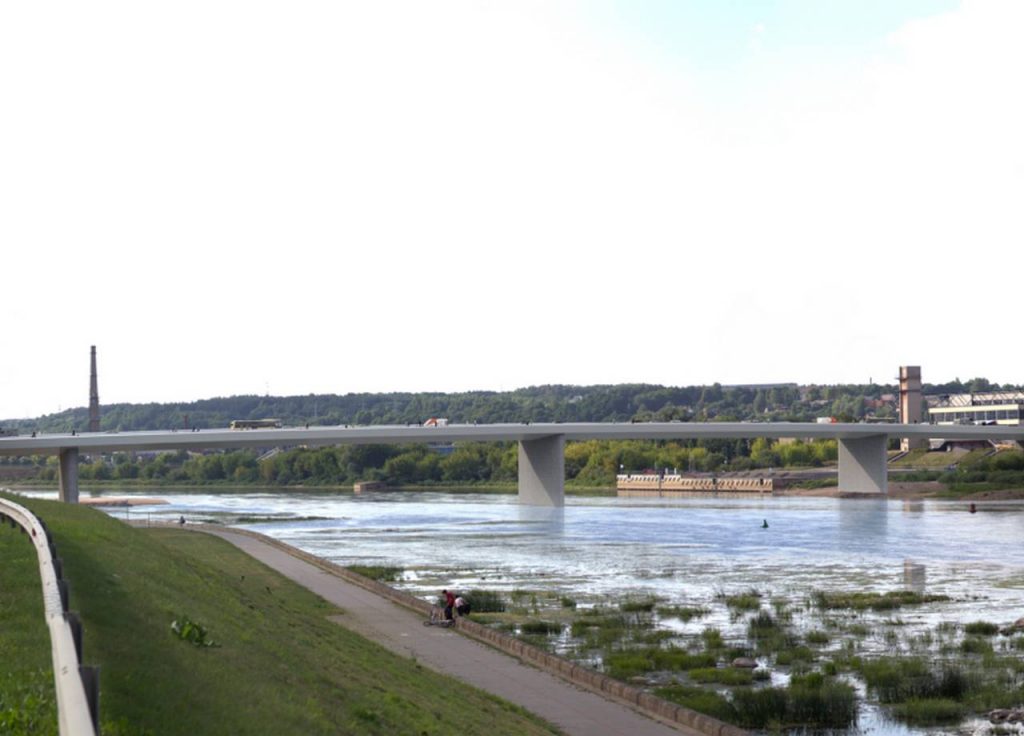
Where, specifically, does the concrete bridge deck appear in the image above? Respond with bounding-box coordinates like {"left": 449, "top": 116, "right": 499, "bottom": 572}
{"left": 2, "top": 421, "right": 1022, "bottom": 505}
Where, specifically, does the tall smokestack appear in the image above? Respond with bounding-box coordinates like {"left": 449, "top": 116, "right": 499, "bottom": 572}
{"left": 89, "top": 346, "right": 100, "bottom": 432}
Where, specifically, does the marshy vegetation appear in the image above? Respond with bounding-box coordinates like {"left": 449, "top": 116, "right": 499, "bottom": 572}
{"left": 448, "top": 583, "right": 1024, "bottom": 732}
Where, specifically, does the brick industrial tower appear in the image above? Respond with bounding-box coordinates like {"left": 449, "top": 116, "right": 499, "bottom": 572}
{"left": 89, "top": 346, "right": 100, "bottom": 432}
{"left": 899, "top": 365, "right": 926, "bottom": 451}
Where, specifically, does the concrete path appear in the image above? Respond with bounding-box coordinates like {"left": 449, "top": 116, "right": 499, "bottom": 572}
{"left": 199, "top": 528, "right": 692, "bottom": 736}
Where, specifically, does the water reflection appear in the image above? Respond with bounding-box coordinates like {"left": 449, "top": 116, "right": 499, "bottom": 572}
{"left": 902, "top": 559, "right": 926, "bottom": 593}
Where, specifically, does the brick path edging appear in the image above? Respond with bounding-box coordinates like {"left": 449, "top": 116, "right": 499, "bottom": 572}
{"left": 190, "top": 523, "right": 748, "bottom": 736}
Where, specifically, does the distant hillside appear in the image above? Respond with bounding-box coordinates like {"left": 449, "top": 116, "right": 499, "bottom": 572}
{"left": 4, "top": 377, "right": 1014, "bottom": 433}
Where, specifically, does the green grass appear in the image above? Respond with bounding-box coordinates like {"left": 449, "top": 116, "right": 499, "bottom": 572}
{"left": 656, "top": 605, "right": 709, "bottom": 621}
{"left": 0, "top": 494, "right": 559, "bottom": 736}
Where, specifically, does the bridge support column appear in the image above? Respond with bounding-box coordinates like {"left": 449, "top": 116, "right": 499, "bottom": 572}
{"left": 58, "top": 448, "right": 79, "bottom": 504}
{"left": 518, "top": 435, "right": 564, "bottom": 507}
{"left": 838, "top": 435, "right": 888, "bottom": 494}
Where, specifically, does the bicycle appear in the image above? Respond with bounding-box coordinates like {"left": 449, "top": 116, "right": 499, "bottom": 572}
{"left": 423, "top": 605, "right": 455, "bottom": 627}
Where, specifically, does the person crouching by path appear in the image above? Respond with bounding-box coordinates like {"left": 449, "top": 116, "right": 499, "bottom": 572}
{"left": 443, "top": 589, "right": 456, "bottom": 621}
{"left": 455, "top": 595, "right": 471, "bottom": 617}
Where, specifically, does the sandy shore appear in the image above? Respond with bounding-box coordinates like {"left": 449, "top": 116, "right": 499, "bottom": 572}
{"left": 79, "top": 496, "right": 168, "bottom": 507}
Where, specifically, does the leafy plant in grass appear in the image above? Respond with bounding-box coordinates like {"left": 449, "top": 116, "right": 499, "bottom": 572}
{"left": 347, "top": 566, "right": 402, "bottom": 582}
{"left": 171, "top": 615, "right": 219, "bottom": 648}
{"left": 465, "top": 589, "right": 505, "bottom": 613}
{"left": 0, "top": 669, "right": 57, "bottom": 736}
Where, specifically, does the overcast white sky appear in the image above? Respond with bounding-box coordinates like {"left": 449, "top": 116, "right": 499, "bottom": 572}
{"left": 2, "top": 0, "right": 1022, "bottom": 419}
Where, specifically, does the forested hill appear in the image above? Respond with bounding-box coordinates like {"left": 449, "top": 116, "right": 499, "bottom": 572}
{"left": 5, "top": 377, "right": 1010, "bottom": 433}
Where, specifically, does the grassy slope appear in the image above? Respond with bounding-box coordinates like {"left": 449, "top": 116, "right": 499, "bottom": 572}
{"left": 0, "top": 494, "right": 559, "bottom": 736}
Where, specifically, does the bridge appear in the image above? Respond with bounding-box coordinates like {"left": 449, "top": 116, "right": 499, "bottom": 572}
{"left": 2, "top": 422, "right": 1022, "bottom": 506}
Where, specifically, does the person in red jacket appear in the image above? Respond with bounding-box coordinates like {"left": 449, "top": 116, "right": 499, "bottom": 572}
{"left": 442, "top": 589, "right": 456, "bottom": 621}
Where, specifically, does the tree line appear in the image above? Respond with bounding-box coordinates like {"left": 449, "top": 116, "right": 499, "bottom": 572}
{"left": 16, "top": 438, "right": 840, "bottom": 487}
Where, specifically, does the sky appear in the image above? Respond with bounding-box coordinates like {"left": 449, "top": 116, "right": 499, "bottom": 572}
{"left": 1, "top": 0, "right": 1022, "bottom": 419}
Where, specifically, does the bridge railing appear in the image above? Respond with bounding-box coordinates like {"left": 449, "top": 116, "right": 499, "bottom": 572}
{"left": 0, "top": 492, "right": 99, "bottom": 736}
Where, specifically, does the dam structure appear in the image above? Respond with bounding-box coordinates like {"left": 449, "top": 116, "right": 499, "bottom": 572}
{"left": 3, "top": 421, "right": 1023, "bottom": 507}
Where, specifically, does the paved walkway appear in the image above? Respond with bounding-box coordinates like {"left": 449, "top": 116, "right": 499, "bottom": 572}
{"left": 199, "top": 528, "right": 692, "bottom": 736}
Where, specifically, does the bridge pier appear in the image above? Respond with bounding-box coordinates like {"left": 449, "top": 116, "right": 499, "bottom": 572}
{"left": 837, "top": 435, "right": 888, "bottom": 494}
{"left": 58, "top": 447, "right": 80, "bottom": 503}
{"left": 518, "top": 435, "right": 565, "bottom": 507}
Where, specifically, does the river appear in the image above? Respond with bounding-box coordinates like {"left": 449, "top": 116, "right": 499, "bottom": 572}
{"left": 18, "top": 487, "right": 1024, "bottom": 734}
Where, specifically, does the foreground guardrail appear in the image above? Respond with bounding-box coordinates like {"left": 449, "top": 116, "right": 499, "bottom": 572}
{"left": 0, "top": 492, "right": 99, "bottom": 736}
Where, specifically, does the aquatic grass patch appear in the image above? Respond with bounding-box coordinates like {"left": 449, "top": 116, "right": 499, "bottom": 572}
{"left": 786, "top": 675, "right": 858, "bottom": 729}
{"left": 465, "top": 589, "right": 506, "bottom": 613}
{"left": 805, "top": 630, "right": 830, "bottom": 645}
{"left": 729, "top": 677, "right": 857, "bottom": 730}
{"left": 654, "top": 684, "right": 736, "bottom": 722}
{"left": 620, "top": 596, "right": 659, "bottom": 613}
{"left": 813, "top": 590, "right": 948, "bottom": 611}
{"left": 559, "top": 596, "right": 576, "bottom": 609}
{"left": 519, "top": 620, "right": 562, "bottom": 636}
{"left": 746, "top": 610, "right": 781, "bottom": 637}
{"left": 346, "top": 565, "right": 402, "bottom": 582}
{"left": 687, "top": 667, "right": 754, "bottom": 686}
{"left": 960, "top": 636, "right": 994, "bottom": 655}
{"left": 858, "top": 657, "right": 969, "bottom": 703}
{"left": 701, "top": 627, "right": 725, "bottom": 650}
{"left": 889, "top": 698, "right": 966, "bottom": 725}
{"left": 656, "top": 605, "right": 709, "bottom": 621}
{"left": 964, "top": 621, "right": 1000, "bottom": 636}
{"left": 721, "top": 590, "right": 762, "bottom": 611}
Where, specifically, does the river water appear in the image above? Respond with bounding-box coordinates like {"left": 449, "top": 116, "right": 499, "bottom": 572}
{"left": 19, "top": 488, "right": 1024, "bottom": 734}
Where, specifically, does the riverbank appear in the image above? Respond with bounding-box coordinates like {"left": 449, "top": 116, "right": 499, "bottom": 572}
{"left": 0, "top": 493, "right": 562, "bottom": 736}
